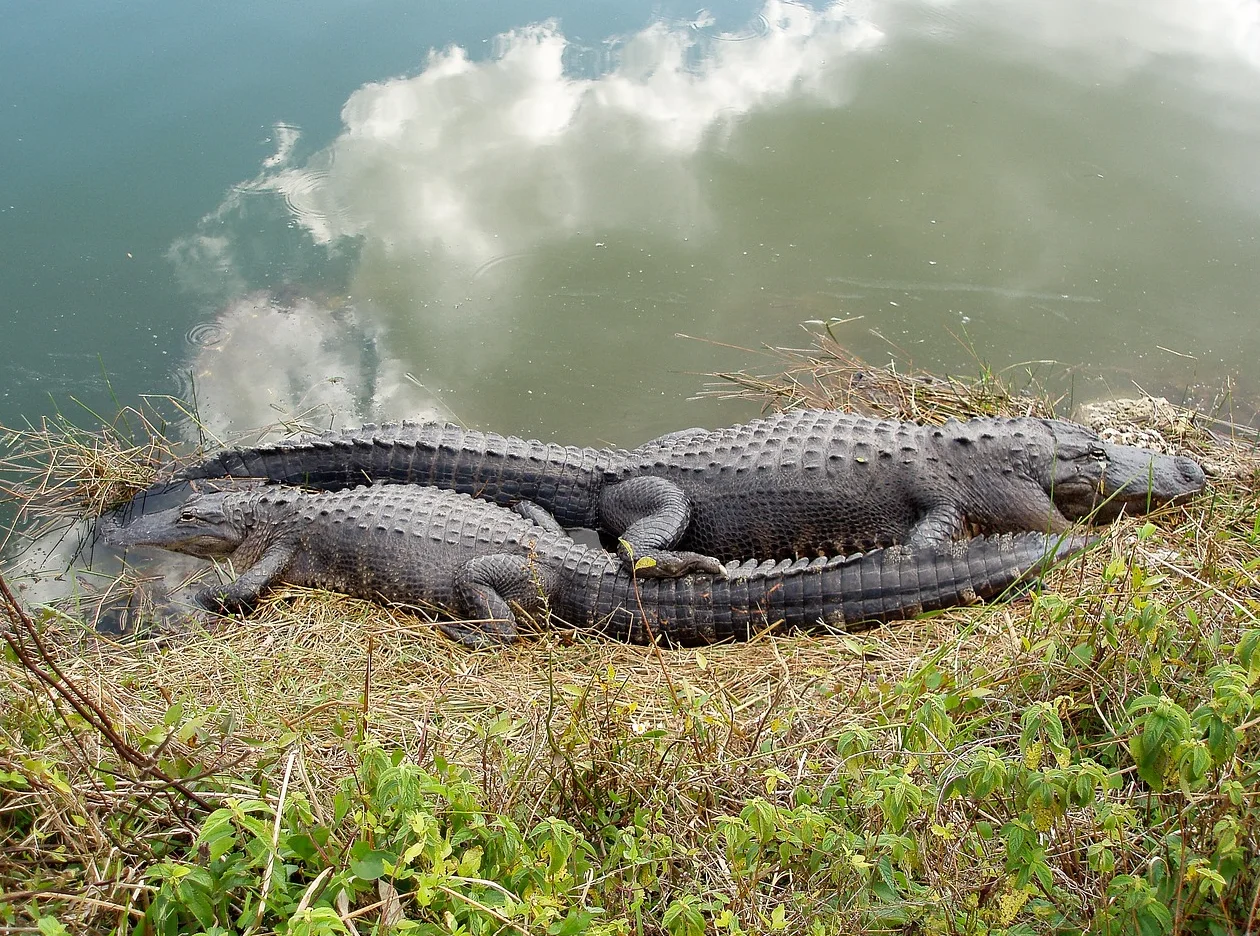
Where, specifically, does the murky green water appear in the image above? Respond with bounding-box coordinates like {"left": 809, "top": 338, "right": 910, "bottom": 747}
{"left": 4, "top": 0, "right": 1259, "bottom": 449}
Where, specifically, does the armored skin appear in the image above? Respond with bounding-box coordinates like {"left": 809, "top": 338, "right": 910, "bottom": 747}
{"left": 104, "top": 482, "right": 1091, "bottom": 649}
{"left": 155, "top": 410, "right": 1202, "bottom": 576}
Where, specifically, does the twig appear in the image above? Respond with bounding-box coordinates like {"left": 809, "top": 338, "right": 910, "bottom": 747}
{"left": 246, "top": 750, "right": 296, "bottom": 935}
{"left": 434, "top": 884, "right": 534, "bottom": 935}
{"left": 0, "top": 574, "right": 213, "bottom": 811}
{"left": 0, "top": 890, "right": 144, "bottom": 920}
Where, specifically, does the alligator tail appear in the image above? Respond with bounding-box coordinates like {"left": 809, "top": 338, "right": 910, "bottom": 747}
{"left": 161, "top": 423, "right": 613, "bottom": 526}
{"left": 571, "top": 532, "right": 1092, "bottom": 645}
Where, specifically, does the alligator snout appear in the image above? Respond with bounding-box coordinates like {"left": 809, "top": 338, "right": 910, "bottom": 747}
{"left": 1111, "top": 452, "right": 1206, "bottom": 503}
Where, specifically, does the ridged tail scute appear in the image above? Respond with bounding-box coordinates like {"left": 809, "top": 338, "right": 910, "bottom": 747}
{"left": 567, "top": 532, "right": 1093, "bottom": 646}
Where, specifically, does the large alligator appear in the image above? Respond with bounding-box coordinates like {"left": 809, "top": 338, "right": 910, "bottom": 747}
{"left": 102, "top": 482, "right": 1090, "bottom": 648}
{"left": 156, "top": 410, "right": 1203, "bottom": 577}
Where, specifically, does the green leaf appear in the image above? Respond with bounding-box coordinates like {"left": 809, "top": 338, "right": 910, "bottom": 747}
{"left": 1069, "top": 643, "right": 1096, "bottom": 667}
{"left": 206, "top": 832, "right": 238, "bottom": 864}
{"left": 548, "top": 909, "right": 594, "bottom": 936}
{"left": 662, "top": 895, "right": 705, "bottom": 936}
{"left": 349, "top": 847, "right": 395, "bottom": 881}
{"left": 287, "top": 832, "right": 319, "bottom": 862}
{"left": 1002, "top": 820, "right": 1030, "bottom": 858}
{"left": 176, "top": 714, "right": 210, "bottom": 744}
{"left": 1202, "top": 715, "right": 1239, "bottom": 765}
{"left": 1128, "top": 734, "right": 1165, "bottom": 792}
{"left": 770, "top": 903, "right": 788, "bottom": 930}
{"left": 333, "top": 790, "right": 352, "bottom": 826}
{"left": 1235, "top": 629, "right": 1260, "bottom": 683}
{"left": 36, "top": 918, "right": 70, "bottom": 936}
{"left": 288, "top": 906, "right": 351, "bottom": 935}
{"left": 456, "top": 846, "right": 483, "bottom": 878}
{"left": 0, "top": 769, "right": 30, "bottom": 789}
{"left": 177, "top": 872, "right": 218, "bottom": 929}
{"left": 870, "top": 856, "right": 899, "bottom": 903}
{"left": 1136, "top": 901, "right": 1172, "bottom": 936}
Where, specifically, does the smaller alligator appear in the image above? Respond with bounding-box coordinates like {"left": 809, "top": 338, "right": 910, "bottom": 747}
{"left": 154, "top": 411, "right": 1203, "bottom": 578}
{"left": 103, "top": 482, "right": 1091, "bottom": 648}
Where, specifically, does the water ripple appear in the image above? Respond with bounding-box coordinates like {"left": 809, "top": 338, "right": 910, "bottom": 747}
{"left": 471, "top": 250, "right": 537, "bottom": 281}
{"left": 168, "top": 368, "right": 194, "bottom": 405}
{"left": 185, "top": 320, "right": 229, "bottom": 348}
{"left": 709, "top": 12, "right": 771, "bottom": 41}
{"left": 275, "top": 168, "right": 336, "bottom": 227}
{"left": 659, "top": 8, "right": 772, "bottom": 42}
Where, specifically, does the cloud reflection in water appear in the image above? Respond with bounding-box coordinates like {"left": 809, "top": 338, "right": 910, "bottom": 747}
{"left": 168, "top": 0, "right": 1260, "bottom": 443}
{"left": 179, "top": 292, "right": 440, "bottom": 441}
{"left": 252, "top": 4, "right": 881, "bottom": 264}
{"left": 168, "top": 1, "right": 883, "bottom": 438}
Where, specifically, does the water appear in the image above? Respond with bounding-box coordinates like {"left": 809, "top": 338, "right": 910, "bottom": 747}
{"left": 4, "top": 0, "right": 1260, "bottom": 454}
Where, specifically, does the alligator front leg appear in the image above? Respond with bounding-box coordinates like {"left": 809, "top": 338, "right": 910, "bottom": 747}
{"left": 600, "top": 477, "right": 725, "bottom": 577}
{"left": 450, "top": 554, "right": 558, "bottom": 648}
{"left": 195, "top": 543, "right": 296, "bottom": 614}
{"left": 906, "top": 491, "right": 1074, "bottom": 546}
{"left": 1004, "top": 490, "right": 1073, "bottom": 535}
{"left": 904, "top": 502, "right": 968, "bottom": 547}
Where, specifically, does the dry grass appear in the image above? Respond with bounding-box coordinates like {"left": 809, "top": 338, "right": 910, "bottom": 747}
{"left": 696, "top": 319, "right": 1257, "bottom": 455}
{"left": 0, "top": 406, "right": 175, "bottom": 539}
{"left": 0, "top": 396, "right": 354, "bottom": 547}
{"left": 693, "top": 319, "right": 1063, "bottom": 422}
{"left": 2, "top": 333, "right": 1259, "bottom": 932}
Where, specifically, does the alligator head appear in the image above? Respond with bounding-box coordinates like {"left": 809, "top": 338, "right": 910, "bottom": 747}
{"left": 1041, "top": 419, "right": 1205, "bottom": 522}
{"left": 102, "top": 492, "right": 244, "bottom": 557}
{"left": 100, "top": 481, "right": 284, "bottom": 566}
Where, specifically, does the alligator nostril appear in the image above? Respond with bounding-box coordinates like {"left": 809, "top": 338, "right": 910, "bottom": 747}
{"left": 1174, "top": 456, "right": 1206, "bottom": 489}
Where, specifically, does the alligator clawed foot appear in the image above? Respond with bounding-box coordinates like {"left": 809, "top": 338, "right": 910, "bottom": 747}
{"left": 439, "top": 618, "right": 519, "bottom": 649}
{"left": 194, "top": 586, "right": 227, "bottom": 611}
{"left": 194, "top": 586, "right": 254, "bottom": 616}
{"left": 618, "top": 541, "right": 727, "bottom": 578}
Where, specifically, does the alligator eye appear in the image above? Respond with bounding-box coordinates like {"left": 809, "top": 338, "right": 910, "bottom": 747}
{"left": 1088, "top": 447, "right": 1109, "bottom": 461}
{"left": 178, "top": 510, "right": 197, "bottom": 523}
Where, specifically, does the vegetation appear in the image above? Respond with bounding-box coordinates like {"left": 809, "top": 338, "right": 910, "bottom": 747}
{"left": 2, "top": 324, "right": 1258, "bottom": 934}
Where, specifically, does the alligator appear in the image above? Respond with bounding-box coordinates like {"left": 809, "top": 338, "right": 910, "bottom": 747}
{"left": 153, "top": 409, "right": 1203, "bottom": 577}
{"left": 102, "top": 482, "right": 1091, "bottom": 648}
